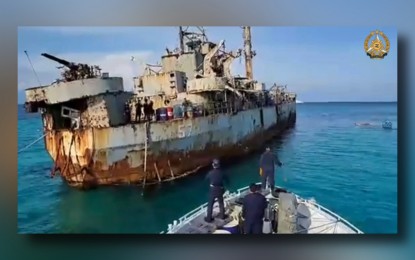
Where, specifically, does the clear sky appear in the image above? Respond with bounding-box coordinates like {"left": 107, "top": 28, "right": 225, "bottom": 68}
{"left": 17, "top": 26, "right": 397, "bottom": 103}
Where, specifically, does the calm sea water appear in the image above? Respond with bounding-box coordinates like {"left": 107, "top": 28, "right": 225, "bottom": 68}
{"left": 17, "top": 102, "right": 398, "bottom": 234}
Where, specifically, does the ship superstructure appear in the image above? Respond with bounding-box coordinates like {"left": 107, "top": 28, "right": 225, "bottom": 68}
{"left": 24, "top": 26, "right": 296, "bottom": 189}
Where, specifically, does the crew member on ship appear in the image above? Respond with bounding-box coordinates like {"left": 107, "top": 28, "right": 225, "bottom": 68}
{"left": 124, "top": 101, "right": 131, "bottom": 123}
{"left": 204, "top": 158, "right": 229, "bottom": 223}
{"left": 259, "top": 147, "right": 283, "bottom": 191}
{"left": 241, "top": 183, "right": 267, "bottom": 234}
{"left": 148, "top": 99, "right": 154, "bottom": 121}
{"left": 182, "top": 98, "right": 191, "bottom": 118}
{"left": 143, "top": 98, "right": 149, "bottom": 121}
{"left": 136, "top": 98, "right": 142, "bottom": 123}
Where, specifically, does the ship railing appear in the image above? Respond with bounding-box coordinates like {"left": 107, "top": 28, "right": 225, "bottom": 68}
{"left": 194, "top": 102, "right": 236, "bottom": 117}
{"left": 142, "top": 100, "right": 283, "bottom": 125}
{"left": 196, "top": 101, "right": 275, "bottom": 118}
{"left": 163, "top": 183, "right": 363, "bottom": 234}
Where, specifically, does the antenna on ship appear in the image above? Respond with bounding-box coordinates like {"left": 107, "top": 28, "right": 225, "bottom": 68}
{"left": 242, "top": 26, "right": 256, "bottom": 80}
{"left": 24, "top": 50, "right": 42, "bottom": 87}
{"left": 178, "top": 26, "right": 208, "bottom": 53}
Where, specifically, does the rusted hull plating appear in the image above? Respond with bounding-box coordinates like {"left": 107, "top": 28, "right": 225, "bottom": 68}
{"left": 45, "top": 103, "right": 296, "bottom": 189}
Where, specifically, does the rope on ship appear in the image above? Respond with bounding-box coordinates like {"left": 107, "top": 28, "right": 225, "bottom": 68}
{"left": 18, "top": 132, "right": 48, "bottom": 153}
{"left": 141, "top": 121, "right": 150, "bottom": 195}
{"left": 144, "top": 121, "right": 149, "bottom": 173}
{"left": 293, "top": 220, "right": 341, "bottom": 234}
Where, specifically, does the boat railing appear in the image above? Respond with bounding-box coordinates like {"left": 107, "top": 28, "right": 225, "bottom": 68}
{"left": 298, "top": 198, "right": 364, "bottom": 234}
{"left": 235, "top": 183, "right": 362, "bottom": 233}
{"left": 165, "top": 191, "right": 236, "bottom": 233}
{"left": 164, "top": 186, "right": 265, "bottom": 233}
{"left": 164, "top": 183, "right": 363, "bottom": 234}
{"left": 178, "top": 202, "right": 208, "bottom": 223}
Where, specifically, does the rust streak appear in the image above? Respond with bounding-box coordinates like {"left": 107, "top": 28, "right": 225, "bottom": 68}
{"left": 45, "top": 108, "right": 296, "bottom": 190}
{"left": 167, "top": 159, "right": 175, "bottom": 178}
{"left": 154, "top": 162, "right": 161, "bottom": 182}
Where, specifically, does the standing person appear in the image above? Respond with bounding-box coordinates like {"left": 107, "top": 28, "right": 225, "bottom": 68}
{"left": 124, "top": 101, "right": 131, "bottom": 123}
{"left": 182, "top": 98, "right": 189, "bottom": 118}
{"left": 259, "top": 147, "right": 283, "bottom": 191}
{"left": 135, "top": 98, "right": 142, "bottom": 123}
{"left": 143, "top": 98, "right": 149, "bottom": 121}
{"left": 148, "top": 99, "right": 154, "bottom": 121}
{"left": 242, "top": 183, "right": 268, "bottom": 234}
{"left": 204, "top": 158, "right": 229, "bottom": 223}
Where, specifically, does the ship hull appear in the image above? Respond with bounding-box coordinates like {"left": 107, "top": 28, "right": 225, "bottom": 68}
{"left": 45, "top": 103, "right": 296, "bottom": 189}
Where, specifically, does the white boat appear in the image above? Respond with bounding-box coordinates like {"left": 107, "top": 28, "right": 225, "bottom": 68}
{"left": 296, "top": 100, "right": 304, "bottom": 104}
{"left": 162, "top": 183, "right": 363, "bottom": 234}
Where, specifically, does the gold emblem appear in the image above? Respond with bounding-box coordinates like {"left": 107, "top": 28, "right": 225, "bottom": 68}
{"left": 364, "top": 30, "right": 390, "bottom": 59}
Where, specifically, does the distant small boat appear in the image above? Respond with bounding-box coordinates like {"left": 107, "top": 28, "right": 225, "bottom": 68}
{"left": 296, "top": 100, "right": 304, "bottom": 104}
{"left": 382, "top": 120, "right": 393, "bottom": 130}
{"left": 355, "top": 122, "right": 375, "bottom": 127}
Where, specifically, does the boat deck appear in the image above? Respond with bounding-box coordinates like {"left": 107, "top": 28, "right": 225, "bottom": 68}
{"left": 163, "top": 184, "right": 363, "bottom": 234}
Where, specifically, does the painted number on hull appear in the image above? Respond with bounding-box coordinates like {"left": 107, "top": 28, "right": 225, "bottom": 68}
{"left": 178, "top": 124, "right": 193, "bottom": 138}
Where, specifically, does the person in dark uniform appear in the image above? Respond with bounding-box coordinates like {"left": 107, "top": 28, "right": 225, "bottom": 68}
{"left": 124, "top": 101, "right": 131, "bottom": 123}
{"left": 242, "top": 183, "right": 267, "bottom": 234}
{"left": 259, "top": 147, "right": 283, "bottom": 191}
{"left": 182, "top": 98, "right": 189, "bottom": 118}
{"left": 136, "top": 99, "right": 142, "bottom": 123}
{"left": 204, "top": 158, "right": 229, "bottom": 223}
{"left": 148, "top": 99, "right": 154, "bottom": 121}
{"left": 143, "top": 98, "right": 149, "bottom": 121}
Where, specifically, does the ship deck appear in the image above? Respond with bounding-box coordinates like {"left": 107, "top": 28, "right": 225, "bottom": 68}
{"left": 162, "top": 183, "right": 363, "bottom": 234}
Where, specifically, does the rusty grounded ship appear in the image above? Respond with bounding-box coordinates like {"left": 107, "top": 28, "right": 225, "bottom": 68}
{"left": 23, "top": 26, "right": 297, "bottom": 190}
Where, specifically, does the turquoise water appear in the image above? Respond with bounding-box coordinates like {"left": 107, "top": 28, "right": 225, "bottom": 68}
{"left": 17, "top": 102, "right": 398, "bottom": 234}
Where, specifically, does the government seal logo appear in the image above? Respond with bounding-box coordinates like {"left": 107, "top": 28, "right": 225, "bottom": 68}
{"left": 364, "top": 30, "right": 390, "bottom": 59}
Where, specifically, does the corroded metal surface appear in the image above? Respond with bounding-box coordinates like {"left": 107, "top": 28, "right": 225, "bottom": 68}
{"left": 46, "top": 103, "right": 295, "bottom": 189}
{"left": 139, "top": 71, "right": 186, "bottom": 95}
{"left": 187, "top": 77, "right": 228, "bottom": 93}
{"left": 160, "top": 52, "right": 203, "bottom": 81}
{"left": 81, "top": 92, "right": 133, "bottom": 128}
{"left": 25, "top": 77, "right": 124, "bottom": 104}
{"left": 25, "top": 27, "right": 298, "bottom": 190}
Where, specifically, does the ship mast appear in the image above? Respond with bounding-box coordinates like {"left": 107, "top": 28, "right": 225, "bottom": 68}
{"left": 178, "top": 26, "right": 207, "bottom": 53}
{"left": 242, "top": 26, "right": 254, "bottom": 80}
{"left": 179, "top": 26, "right": 184, "bottom": 53}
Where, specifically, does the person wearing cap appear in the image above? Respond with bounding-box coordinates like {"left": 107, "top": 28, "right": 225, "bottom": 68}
{"left": 259, "top": 147, "right": 283, "bottom": 191}
{"left": 204, "top": 158, "right": 230, "bottom": 223}
{"left": 242, "top": 183, "right": 267, "bottom": 234}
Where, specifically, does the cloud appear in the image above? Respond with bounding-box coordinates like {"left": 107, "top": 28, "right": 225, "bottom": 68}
{"left": 18, "top": 50, "right": 155, "bottom": 92}
{"left": 17, "top": 27, "right": 252, "bottom": 93}
{"left": 18, "top": 27, "right": 397, "bottom": 103}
